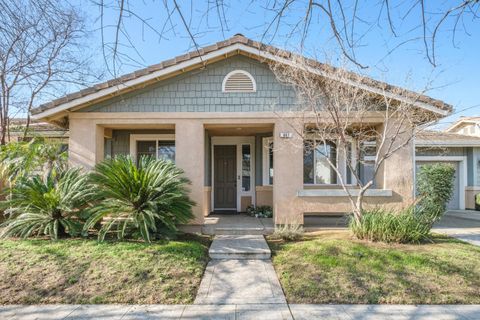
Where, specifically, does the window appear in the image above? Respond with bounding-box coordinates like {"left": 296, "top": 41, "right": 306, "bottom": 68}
{"left": 304, "top": 140, "right": 337, "bottom": 184}
{"left": 242, "top": 144, "right": 251, "bottom": 191}
{"left": 136, "top": 140, "right": 175, "bottom": 162}
{"left": 158, "top": 141, "right": 175, "bottom": 162}
{"left": 359, "top": 141, "right": 376, "bottom": 187}
{"left": 262, "top": 137, "right": 274, "bottom": 185}
{"left": 130, "top": 134, "right": 175, "bottom": 163}
{"left": 222, "top": 70, "right": 256, "bottom": 93}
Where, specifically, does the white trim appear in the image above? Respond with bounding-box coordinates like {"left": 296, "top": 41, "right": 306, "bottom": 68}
{"left": 211, "top": 136, "right": 255, "bottom": 212}
{"left": 262, "top": 137, "right": 273, "bottom": 185}
{"left": 33, "top": 42, "right": 449, "bottom": 119}
{"left": 297, "top": 188, "right": 392, "bottom": 197}
{"left": 415, "top": 155, "right": 467, "bottom": 210}
{"left": 222, "top": 70, "right": 257, "bottom": 92}
{"left": 129, "top": 134, "right": 175, "bottom": 162}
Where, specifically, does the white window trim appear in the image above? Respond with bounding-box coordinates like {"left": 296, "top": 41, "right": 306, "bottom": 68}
{"left": 129, "top": 134, "right": 175, "bottom": 162}
{"left": 222, "top": 70, "right": 257, "bottom": 93}
{"left": 415, "top": 155, "right": 467, "bottom": 210}
{"left": 211, "top": 136, "right": 255, "bottom": 212}
{"left": 262, "top": 137, "right": 273, "bottom": 186}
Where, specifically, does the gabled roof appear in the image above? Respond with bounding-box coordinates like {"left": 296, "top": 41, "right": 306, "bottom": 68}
{"left": 416, "top": 130, "right": 480, "bottom": 147}
{"left": 32, "top": 34, "right": 452, "bottom": 120}
{"left": 446, "top": 116, "right": 480, "bottom": 132}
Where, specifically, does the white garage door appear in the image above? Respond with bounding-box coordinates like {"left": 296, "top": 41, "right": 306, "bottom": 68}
{"left": 415, "top": 161, "right": 460, "bottom": 210}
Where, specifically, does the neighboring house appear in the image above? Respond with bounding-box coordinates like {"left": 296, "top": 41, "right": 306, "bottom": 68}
{"left": 446, "top": 117, "right": 480, "bottom": 136}
{"left": 5, "top": 118, "right": 69, "bottom": 144}
{"left": 415, "top": 127, "right": 480, "bottom": 211}
{"left": 31, "top": 34, "right": 453, "bottom": 225}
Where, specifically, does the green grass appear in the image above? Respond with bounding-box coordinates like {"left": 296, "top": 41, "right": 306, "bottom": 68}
{"left": 269, "top": 231, "right": 480, "bottom": 304}
{"left": 0, "top": 235, "right": 210, "bottom": 304}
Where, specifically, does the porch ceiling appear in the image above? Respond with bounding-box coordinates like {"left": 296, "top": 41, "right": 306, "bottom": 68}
{"left": 205, "top": 124, "right": 273, "bottom": 136}
{"left": 102, "top": 124, "right": 175, "bottom": 130}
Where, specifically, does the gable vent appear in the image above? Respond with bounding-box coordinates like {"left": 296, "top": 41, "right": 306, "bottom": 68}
{"left": 222, "top": 70, "right": 256, "bottom": 93}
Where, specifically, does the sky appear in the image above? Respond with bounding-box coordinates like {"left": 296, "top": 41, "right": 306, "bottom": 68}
{"left": 79, "top": 1, "right": 479, "bottom": 129}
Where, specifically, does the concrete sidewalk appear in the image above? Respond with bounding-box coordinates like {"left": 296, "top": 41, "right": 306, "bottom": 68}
{"left": 2, "top": 304, "right": 480, "bottom": 319}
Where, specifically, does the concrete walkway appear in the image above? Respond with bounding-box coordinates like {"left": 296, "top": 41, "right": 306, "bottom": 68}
{"left": 194, "top": 235, "right": 286, "bottom": 305}
{"left": 2, "top": 304, "right": 480, "bottom": 319}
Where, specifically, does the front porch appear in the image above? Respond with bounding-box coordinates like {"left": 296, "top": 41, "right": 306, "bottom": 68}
{"left": 202, "top": 213, "right": 274, "bottom": 235}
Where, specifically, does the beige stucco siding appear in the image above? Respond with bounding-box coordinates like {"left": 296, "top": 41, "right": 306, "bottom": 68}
{"left": 69, "top": 112, "right": 416, "bottom": 225}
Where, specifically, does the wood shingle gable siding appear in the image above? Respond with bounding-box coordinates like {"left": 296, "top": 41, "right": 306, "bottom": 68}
{"left": 81, "top": 56, "right": 296, "bottom": 113}
{"left": 31, "top": 34, "right": 451, "bottom": 119}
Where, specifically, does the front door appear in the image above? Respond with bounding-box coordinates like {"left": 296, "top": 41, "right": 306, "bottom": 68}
{"left": 214, "top": 145, "right": 237, "bottom": 210}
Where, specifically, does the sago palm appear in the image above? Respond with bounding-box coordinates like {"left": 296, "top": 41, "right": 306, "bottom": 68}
{"left": 0, "top": 168, "right": 95, "bottom": 240}
{"left": 85, "top": 156, "right": 194, "bottom": 242}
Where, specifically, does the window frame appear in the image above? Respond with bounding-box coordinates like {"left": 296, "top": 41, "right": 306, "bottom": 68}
{"left": 129, "top": 134, "right": 176, "bottom": 162}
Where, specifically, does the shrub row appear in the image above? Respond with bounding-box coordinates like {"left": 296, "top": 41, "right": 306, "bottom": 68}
{"left": 350, "top": 163, "right": 456, "bottom": 243}
{"left": 0, "top": 156, "right": 194, "bottom": 242}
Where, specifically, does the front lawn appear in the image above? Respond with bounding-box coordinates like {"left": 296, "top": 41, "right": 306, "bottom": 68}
{"left": 0, "top": 235, "right": 210, "bottom": 304}
{"left": 269, "top": 231, "right": 480, "bottom": 304}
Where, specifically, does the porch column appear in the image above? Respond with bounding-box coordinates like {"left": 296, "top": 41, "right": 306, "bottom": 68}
{"left": 273, "top": 120, "right": 304, "bottom": 225}
{"left": 379, "top": 123, "right": 415, "bottom": 208}
{"left": 175, "top": 120, "right": 205, "bottom": 225}
{"left": 69, "top": 118, "right": 104, "bottom": 169}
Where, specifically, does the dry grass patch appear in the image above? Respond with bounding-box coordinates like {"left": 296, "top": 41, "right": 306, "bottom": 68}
{"left": 0, "top": 235, "right": 210, "bottom": 304}
{"left": 269, "top": 230, "right": 480, "bottom": 304}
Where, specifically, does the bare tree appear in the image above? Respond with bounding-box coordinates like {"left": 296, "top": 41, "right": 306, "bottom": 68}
{"left": 94, "top": 0, "right": 479, "bottom": 71}
{"left": 0, "top": 0, "right": 95, "bottom": 144}
{"left": 269, "top": 57, "right": 442, "bottom": 221}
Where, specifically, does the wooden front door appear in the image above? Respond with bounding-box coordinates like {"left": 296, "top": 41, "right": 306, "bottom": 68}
{"left": 214, "top": 145, "right": 237, "bottom": 210}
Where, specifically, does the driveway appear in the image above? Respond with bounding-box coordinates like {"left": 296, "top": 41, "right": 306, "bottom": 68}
{"left": 433, "top": 211, "right": 480, "bottom": 246}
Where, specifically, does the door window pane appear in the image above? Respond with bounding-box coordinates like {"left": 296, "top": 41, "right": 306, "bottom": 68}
{"left": 242, "top": 144, "right": 251, "bottom": 191}
{"left": 158, "top": 141, "right": 175, "bottom": 162}
{"left": 137, "top": 141, "right": 156, "bottom": 160}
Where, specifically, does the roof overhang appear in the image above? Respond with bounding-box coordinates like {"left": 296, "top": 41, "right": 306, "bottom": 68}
{"left": 32, "top": 42, "right": 451, "bottom": 121}
{"left": 446, "top": 119, "right": 480, "bottom": 132}
{"left": 416, "top": 141, "right": 480, "bottom": 147}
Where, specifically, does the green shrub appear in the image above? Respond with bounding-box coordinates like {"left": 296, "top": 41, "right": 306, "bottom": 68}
{"left": 0, "top": 168, "right": 94, "bottom": 240}
{"left": 349, "top": 207, "right": 431, "bottom": 243}
{"left": 416, "top": 163, "right": 455, "bottom": 222}
{"left": 475, "top": 194, "right": 480, "bottom": 211}
{"left": 85, "top": 156, "right": 194, "bottom": 242}
{"left": 245, "top": 205, "right": 273, "bottom": 218}
{"left": 0, "top": 137, "right": 67, "bottom": 184}
{"left": 272, "top": 223, "right": 304, "bottom": 241}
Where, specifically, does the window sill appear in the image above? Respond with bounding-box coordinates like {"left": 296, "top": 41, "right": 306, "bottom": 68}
{"left": 297, "top": 189, "right": 392, "bottom": 197}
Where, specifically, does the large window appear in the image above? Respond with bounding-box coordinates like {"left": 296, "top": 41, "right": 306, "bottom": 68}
{"left": 304, "top": 140, "right": 337, "bottom": 184}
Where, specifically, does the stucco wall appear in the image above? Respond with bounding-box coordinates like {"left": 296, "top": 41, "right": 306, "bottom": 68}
{"left": 81, "top": 56, "right": 298, "bottom": 113}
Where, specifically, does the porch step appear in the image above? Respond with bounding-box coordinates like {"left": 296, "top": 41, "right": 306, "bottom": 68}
{"left": 203, "top": 227, "right": 271, "bottom": 235}
{"left": 209, "top": 235, "right": 271, "bottom": 260}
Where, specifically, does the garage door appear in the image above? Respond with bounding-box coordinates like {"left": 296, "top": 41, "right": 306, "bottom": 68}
{"left": 415, "top": 161, "right": 460, "bottom": 210}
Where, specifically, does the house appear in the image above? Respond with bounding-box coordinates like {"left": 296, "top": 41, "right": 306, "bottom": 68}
{"left": 4, "top": 118, "right": 68, "bottom": 144}
{"left": 415, "top": 126, "right": 480, "bottom": 211}
{"left": 31, "top": 34, "right": 454, "bottom": 226}
{"left": 446, "top": 117, "right": 480, "bottom": 136}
